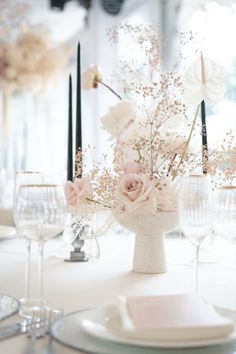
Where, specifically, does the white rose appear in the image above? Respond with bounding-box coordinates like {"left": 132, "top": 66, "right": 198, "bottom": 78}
{"left": 101, "top": 101, "right": 136, "bottom": 140}
{"left": 117, "top": 173, "right": 157, "bottom": 214}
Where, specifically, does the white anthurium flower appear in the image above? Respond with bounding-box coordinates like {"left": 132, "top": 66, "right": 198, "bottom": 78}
{"left": 101, "top": 101, "right": 137, "bottom": 140}
{"left": 183, "top": 55, "right": 227, "bottom": 106}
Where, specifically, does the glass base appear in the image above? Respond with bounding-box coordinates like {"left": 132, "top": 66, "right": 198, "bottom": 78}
{"left": 19, "top": 298, "right": 47, "bottom": 318}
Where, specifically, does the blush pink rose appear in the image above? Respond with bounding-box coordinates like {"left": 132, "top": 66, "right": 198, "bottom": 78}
{"left": 64, "top": 177, "right": 91, "bottom": 208}
{"left": 117, "top": 173, "right": 157, "bottom": 214}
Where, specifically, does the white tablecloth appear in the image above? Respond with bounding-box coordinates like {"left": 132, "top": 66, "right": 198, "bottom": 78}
{"left": 0, "top": 222, "right": 236, "bottom": 354}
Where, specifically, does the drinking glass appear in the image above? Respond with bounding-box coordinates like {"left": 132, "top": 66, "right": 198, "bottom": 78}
{"left": 214, "top": 187, "right": 236, "bottom": 245}
{"left": 14, "top": 183, "right": 66, "bottom": 315}
{"left": 0, "top": 168, "right": 5, "bottom": 207}
{"left": 179, "top": 175, "right": 211, "bottom": 293}
{"left": 13, "top": 171, "right": 43, "bottom": 312}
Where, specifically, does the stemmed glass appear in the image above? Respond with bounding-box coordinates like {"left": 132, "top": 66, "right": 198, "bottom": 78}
{"left": 13, "top": 171, "right": 43, "bottom": 313}
{"left": 14, "top": 183, "right": 66, "bottom": 315}
{"left": 179, "top": 175, "right": 211, "bottom": 293}
{"left": 214, "top": 186, "right": 236, "bottom": 246}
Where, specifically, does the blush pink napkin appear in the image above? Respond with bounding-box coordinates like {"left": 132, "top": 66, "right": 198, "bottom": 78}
{"left": 117, "top": 294, "right": 234, "bottom": 341}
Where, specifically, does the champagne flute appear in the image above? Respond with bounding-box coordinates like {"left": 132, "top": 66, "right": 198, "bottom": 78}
{"left": 214, "top": 186, "right": 236, "bottom": 245}
{"left": 13, "top": 171, "right": 43, "bottom": 313}
{"left": 14, "top": 183, "right": 66, "bottom": 314}
{"left": 179, "top": 175, "right": 211, "bottom": 293}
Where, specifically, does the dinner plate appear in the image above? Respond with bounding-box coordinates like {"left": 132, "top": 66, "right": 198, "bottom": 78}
{"left": 51, "top": 306, "right": 236, "bottom": 353}
{"left": 81, "top": 305, "right": 236, "bottom": 348}
{"left": 0, "top": 294, "right": 19, "bottom": 320}
{"left": 0, "top": 226, "right": 16, "bottom": 240}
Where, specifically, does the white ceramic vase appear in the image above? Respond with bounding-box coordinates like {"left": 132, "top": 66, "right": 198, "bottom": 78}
{"left": 117, "top": 212, "right": 178, "bottom": 274}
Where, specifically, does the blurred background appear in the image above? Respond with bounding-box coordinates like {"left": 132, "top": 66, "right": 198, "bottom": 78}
{"left": 0, "top": 0, "right": 236, "bottom": 207}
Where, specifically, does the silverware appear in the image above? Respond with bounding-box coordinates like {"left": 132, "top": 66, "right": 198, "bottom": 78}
{"left": 41, "top": 336, "right": 54, "bottom": 354}
{"left": 0, "top": 319, "right": 30, "bottom": 340}
{"left": 24, "top": 307, "right": 63, "bottom": 354}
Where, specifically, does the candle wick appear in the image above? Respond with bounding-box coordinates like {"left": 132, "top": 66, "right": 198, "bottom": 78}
{"left": 200, "top": 52, "right": 206, "bottom": 85}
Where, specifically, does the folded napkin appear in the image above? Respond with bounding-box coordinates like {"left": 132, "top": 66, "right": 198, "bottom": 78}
{"left": 117, "top": 294, "right": 234, "bottom": 341}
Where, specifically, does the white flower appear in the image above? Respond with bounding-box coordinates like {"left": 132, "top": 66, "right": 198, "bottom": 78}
{"left": 183, "top": 56, "right": 226, "bottom": 106}
{"left": 156, "top": 177, "right": 178, "bottom": 211}
{"left": 117, "top": 173, "right": 157, "bottom": 214}
{"left": 101, "top": 101, "right": 136, "bottom": 139}
{"left": 81, "top": 65, "right": 102, "bottom": 89}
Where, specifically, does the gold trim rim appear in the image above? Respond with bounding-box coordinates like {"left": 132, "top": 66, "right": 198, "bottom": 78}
{"left": 19, "top": 184, "right": 60, "bottom": 188}
{"left": 16, "top": 171, "right": 42, "bottom": 174}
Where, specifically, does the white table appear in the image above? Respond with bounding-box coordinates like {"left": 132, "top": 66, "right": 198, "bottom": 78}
{"left": 0, "top": 223, "right": 236, "bottom": 354}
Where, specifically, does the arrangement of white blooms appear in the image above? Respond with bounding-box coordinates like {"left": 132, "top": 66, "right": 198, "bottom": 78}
{"left": 0, "top": 27, "right": 71, "bottom": 93}
{"left": 65, "top": 24, "right": 229, "bottom": 219}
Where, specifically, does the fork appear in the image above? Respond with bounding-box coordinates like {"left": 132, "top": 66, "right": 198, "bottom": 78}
{"left": 41, "top": 309, "right": 63, "bottom": 354}
{"left": 0, "top": 319, "right": 31, "bottom": 341}
{"left": 24, "top": 307, "right": 62, "bottom": 354}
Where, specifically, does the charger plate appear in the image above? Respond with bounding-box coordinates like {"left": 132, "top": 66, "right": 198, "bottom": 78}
{"left": 0, "top": 294, "right": 19, "bottom": 320}
{"left": 51, "top": 305, "right": 236, "bottom": 353}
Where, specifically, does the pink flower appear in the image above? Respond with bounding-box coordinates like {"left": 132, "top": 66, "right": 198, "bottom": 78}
{"left": 120, "top": 161, "right": 140, "bottom": 174}
{"left": 117, "top": 173, "right": 157, "bottom": 214}
{"left": 64, "top": 177, "right": 91, "bottom": 208}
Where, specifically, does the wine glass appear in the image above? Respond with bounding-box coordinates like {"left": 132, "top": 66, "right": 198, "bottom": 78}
{"left": 0, "top": 168, "right": 5, "bottom": 207}
{"left": 214, "top": 186, "right": 236, "bottom": 245}
{"left": 14, "top": 183, "right": 66, "bottom": 315}
{"left": 179, "top": 175, "right": 211, "bottom": 293}
{"left": 13, "top": 171, "right": 43, "bottom": 313}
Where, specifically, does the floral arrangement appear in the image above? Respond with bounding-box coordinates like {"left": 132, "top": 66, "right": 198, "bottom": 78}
{"left": 0, "top": 4, "right": 73, "bottom": 136}
{"left": 0, "top": 28, "right": 71, "bottom": 94}
{"left": 65, "top": 24, "right": 231, "bottom": 220}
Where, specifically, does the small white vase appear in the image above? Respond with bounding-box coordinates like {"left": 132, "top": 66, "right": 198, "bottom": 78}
{"left": 117, "top": 212, "right": 178, "bottom": 274}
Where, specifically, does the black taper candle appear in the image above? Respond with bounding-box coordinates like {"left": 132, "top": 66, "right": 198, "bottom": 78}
{"left": 67, "top": 74, "right": 73, "bottom": 181}
{"left": 75, "top": 42, "right": 82, "bottom": 178}
{"left": 201, "top": 100, "right": 208, "bottom": 174}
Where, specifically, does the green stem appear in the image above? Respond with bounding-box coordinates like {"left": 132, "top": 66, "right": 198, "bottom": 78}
{"left": 97, "top": 80, "right": 122, "bottom": 100}
{"left": 137, "top": 149, "right": 142, "bottom": 163}
{"left": 167, "top": 153, "right": 177, "bottom": 176}
{"left": 172, "top": 104, "right": 200, "bottom": 181}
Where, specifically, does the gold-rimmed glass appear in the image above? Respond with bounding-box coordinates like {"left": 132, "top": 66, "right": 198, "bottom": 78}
{"left": 13, "top": 171, "right": 43, "bottom": 314}
{"left": 14, "top": 183, "right": 66, "bottom": 315}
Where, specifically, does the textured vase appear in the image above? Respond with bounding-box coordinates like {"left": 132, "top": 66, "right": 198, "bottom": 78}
{"left": 117, "top": 212, "right": 178, "bottom": 274}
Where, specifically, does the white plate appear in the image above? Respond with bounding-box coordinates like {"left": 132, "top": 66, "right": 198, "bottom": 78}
{"left": 0, "top": 226, "right": 16, "bottom": 240}
{"left": 80, "top": 305, "right": 236, "bottom": 349}
{"left": 51, "top": 306, "right": 236, "bottom": 354}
